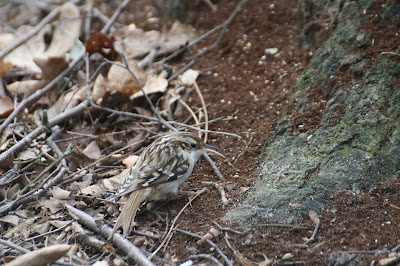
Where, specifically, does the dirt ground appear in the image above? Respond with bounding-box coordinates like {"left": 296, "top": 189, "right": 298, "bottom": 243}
{"left": 2, "top": 0, "right": 400, "bottom": 265}
{"left": 122, "top": 0, "right": 400, "bottom": 265}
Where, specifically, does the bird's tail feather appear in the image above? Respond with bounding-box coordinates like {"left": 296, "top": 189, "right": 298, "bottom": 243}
{"left": 110, "top": 190, "right": 144, "bottom": 239}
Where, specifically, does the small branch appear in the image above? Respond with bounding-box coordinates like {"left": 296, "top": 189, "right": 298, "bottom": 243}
{"left": 212, "top": 221, "right": 248, "bottom": 236}
{"left": 0, "top": 238, "right": 30, "bottom": 254}
{"left": 175, "top": 228, "right": 233, "bottom": 266}
{"left": 260, "top": 224, "right": 308, "bottom": 230}
{"left": 203, "top": 154, "right": 224, "bottom": 180}
{"left": 0, "top": 100, "right": 90, "bottom": 165}
{"left": 304, "top": 210, "right": 320, "bottom": 245}
{"left": 223, "top": 232, "right": 252, "bottom": 266}
{"left": 167, "top": 60, "right": 195, "bottom": 82}
{"left": 101, "top": 0, "right": 132, "bottom": 34}
{"left": 202, "top": 181, "right": 228, "bottom": 206}
{"left": 65, "top": 204, "right": 155, "bottom": 266}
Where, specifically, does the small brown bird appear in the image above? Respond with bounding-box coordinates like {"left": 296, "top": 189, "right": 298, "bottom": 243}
{"left": 111, "top": 131, "right": 223, "bottom": 238}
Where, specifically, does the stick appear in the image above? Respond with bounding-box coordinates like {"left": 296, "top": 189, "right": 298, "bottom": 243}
{"left": 175, "top": 228, "right": 233, "bottom": 266}
{"left": 0, "top": 100, "right": 90, "bottom": 165}
{"left": 65, "top": 204, "right": 155, "bottom": 266}
{"left": 101, "top": 0, "right": 132, "bottom": 34}
{"left": 190, "top": 254, "right": 223, "bottom": 266}
{"left": 202, "top": 181, "right": 228, "bottom": 206}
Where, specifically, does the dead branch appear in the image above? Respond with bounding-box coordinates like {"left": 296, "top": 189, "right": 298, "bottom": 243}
{"left": 204, "top": 154, "right": 224, "bottom": 180}
{"left": 212, "top": 221, "right": 248, "bottom": 235}
{"left": 260, "top": 224, "right": 308, "bottom": 230}
{"left": 202, "top": 181, "right": 228, "bottom": 206}
{"left": 167, "top": 59, "right": 195, "bottom": 82}
{"left": 0, "top": 5, "right": 62, "bottom": 59}
{"left": 149, "top": 188, "right": 208, "bottom": 259}
{"left": 101, "top": 0, "right": 132, "bottom": 34}
{"left": 0, "top": 100, "right": 90, "bottom": 165}
{"left": 0, "top": 238, "right": 30, "bottom": 254}
{"left": 65, "top": 204, "right": 155, "bottom": 266}
{"left": 175, "top": 228, "right": 233, "bottom": 266}
{"left": 223, "top": 232, "right": 252, "bottom": 266}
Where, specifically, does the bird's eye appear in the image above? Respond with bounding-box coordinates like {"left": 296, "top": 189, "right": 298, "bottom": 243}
{"left": 190, "top": 142, "right": 197, "bottom": 148}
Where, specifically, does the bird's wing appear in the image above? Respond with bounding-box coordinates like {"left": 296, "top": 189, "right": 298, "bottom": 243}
{"left": 116, "top": 154, "right": 190, "bottom": 197}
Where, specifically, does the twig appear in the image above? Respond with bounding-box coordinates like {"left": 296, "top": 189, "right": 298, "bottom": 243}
{"left": 167, "top": 60, "right": 195, "bottom": 82}
{"left": 233, "top": 133, "right": 253, "bottom": 164}
{"left": 63, "top": 133, "right": 160, "bottom": 180}
{"left": 0, "top": 238, "right": 30, "bottom": 254}
{"left": 107, "top": 57, "right": 176, "bottom": 131}
{"left": 188, "top": 0, "right": 248, "bottom": 60}
{"left": 175, "top": 228, "right": 233, "bottom": 266}
{"left": 202, "top": 181, "right": 228, "bottom": 206}
{"left": 190, "top": 254, "right": 223, "bottom": 266}
{"left": 149, "top": 188, "right": 208, "bottom": 260}
{"left": 203, "top": 154, "right": 224, "bottom": 180}
{"left": 0, "top": 0, "right": 129, "bottom": 137}
{"left": 65, "top": 204, "right": 155, "bottom": 266}
{"left": 24, "top": 222, "right": 72, "bottom": 242}
{"left": 0, "top": 100, "right": 90, "bottom": 165}
{"left": 0, "top": 5, "right": 62, "bottom": 59}
{"left": 15, "top": 144, "right": 73, "bottom": 198}
{"left": 212, "top": 221, "right": 248, "bottom": 236}
{"left": 223, "top": 232, "right": 252, "bottom": 266}
{"left": 260, "top": 224, "right": 308, "bottom": 230}
{"left": 101, "top": 0, "right": 131, "bottom": 33}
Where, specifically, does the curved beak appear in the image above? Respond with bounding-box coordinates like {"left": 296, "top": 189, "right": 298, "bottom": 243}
{"left": 203, "top": 144, "right": 225, "bottom": 158}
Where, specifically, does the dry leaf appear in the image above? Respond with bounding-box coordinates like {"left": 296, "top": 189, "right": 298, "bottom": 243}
{"left": 82, "top": 141, "right": 101, "bottom": 160}
{"left": 0, "top": 215, "right": 20, "bottom": 226}
{"left": 179, "top": 69, "right": 200, "bottom": 86}
{"left": 40, "top": 199, "right": 63, "bottom": 214}
{"left": 44, "top": 3, "right": 81, "bottom": 57}
{"left": 0, "top": 61, "right": 14, "bottom": 76}
{"left": 129, "top": 70, "right": 168, "bottom": 100}
{"left": 115, "top": 21, "right": 197, "bottom": 58}
{"left": 49, "top": 220, "right": 71, "bottom": 228}
{"left": 122, "top": 155, "right": 138, "bottom": 168}
{"left": 81, "top": 184, "right": 103, "bottom": 197}
{"left": 51, "top": 187, "right": 70, "bottom": 200}
{"left": 0, "top": 96, "right": 14, "bottom": 119}
{"left": 92, "top": 60, "right": 146, "bottom": 103}
{"left": 47, "top": 85, "right": 86, "bottom": 120}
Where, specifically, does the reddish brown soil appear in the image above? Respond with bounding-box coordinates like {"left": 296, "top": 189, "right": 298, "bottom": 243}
{"left": 113, "top": 0, "right": 400, "bottom": 265}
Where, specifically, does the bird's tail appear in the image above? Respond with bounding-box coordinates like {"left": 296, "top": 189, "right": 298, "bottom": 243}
{"left": 110, "top": 190, "right": 145, "bottom": 239}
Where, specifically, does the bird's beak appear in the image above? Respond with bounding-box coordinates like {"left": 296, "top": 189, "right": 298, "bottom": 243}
{"left": 203, "top": 144, "right": 225, "bottom": 158}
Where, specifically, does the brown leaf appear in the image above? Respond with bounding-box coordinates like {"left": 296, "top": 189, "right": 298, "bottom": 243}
{"left": 0, "top": 96, "right": 14, "bottom": 119}
{"left": 82, "top": 141, "right": 101, "bottom": 160}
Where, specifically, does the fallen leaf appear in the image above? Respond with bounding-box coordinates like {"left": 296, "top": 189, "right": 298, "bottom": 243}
{"left": 0, "top": 215, "right": 20, "bottom": 226}
{"left": 51, "top": 187, "right": 70, "bottom": 200}
{"left": 129, "top": 70, "right": 168, "bottom": 100}
{"left": 122, "top": 155, "right": 138, "bottom": 168}
{"left": 82, "top": 141, "right": 101, "bottom": 160}
{"left": 179, "top": 69, "right": 200, "bottom": 86}
{"left": 81, "top": 184, "right": 103, "bottom": 197}
{"left": 0, "top": 96, "right": 14, "bottom": 119}
{"left": 4, "top": 244, "right": 71, "bottom": 266}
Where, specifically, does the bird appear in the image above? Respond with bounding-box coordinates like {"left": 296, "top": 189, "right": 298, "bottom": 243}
{"left": 110, "top": 131, "right": 223, "bottom": 238}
